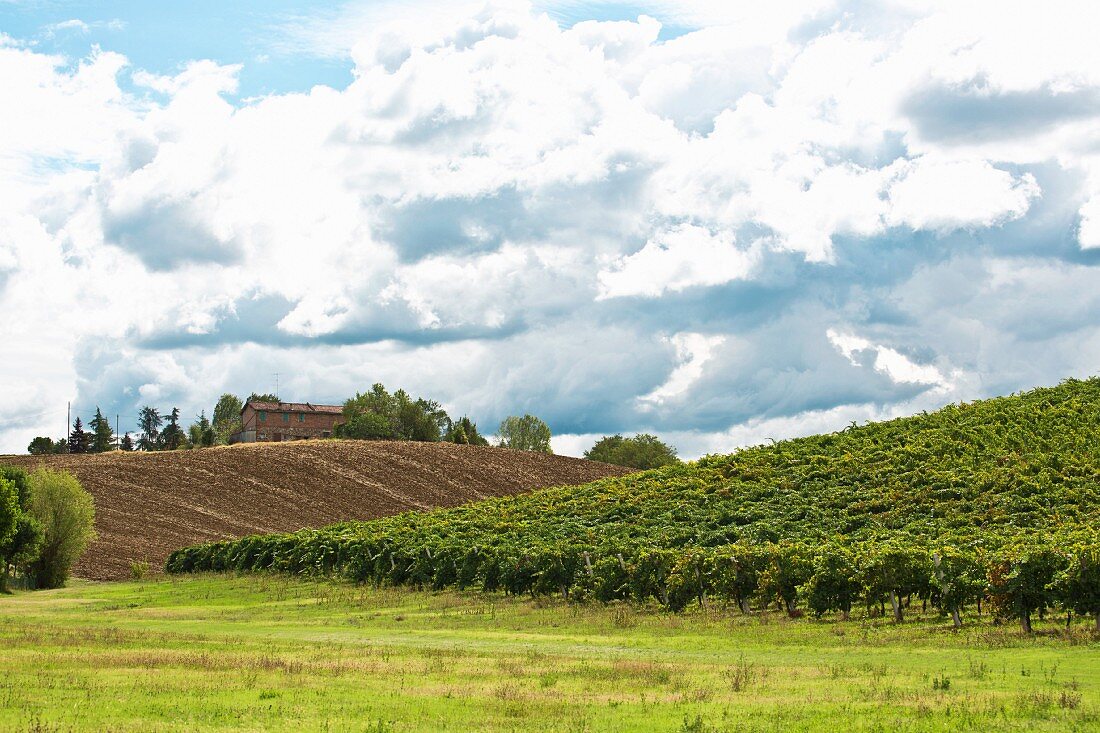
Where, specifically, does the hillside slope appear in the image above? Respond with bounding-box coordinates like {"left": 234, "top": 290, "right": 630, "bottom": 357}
{"left": 3, "top": 440, "right": 629, "bottom": 580}
{"left": 169, "top": 379, "right": 1100, "bottom": 616}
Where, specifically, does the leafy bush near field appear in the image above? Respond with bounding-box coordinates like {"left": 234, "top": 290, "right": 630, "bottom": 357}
{"left": 168, "top": 378, "right": 1100, "bottom": 631}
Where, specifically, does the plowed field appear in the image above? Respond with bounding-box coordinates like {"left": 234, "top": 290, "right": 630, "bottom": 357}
{"left": 2, "top": 441, "right": 629, "bottom": 580}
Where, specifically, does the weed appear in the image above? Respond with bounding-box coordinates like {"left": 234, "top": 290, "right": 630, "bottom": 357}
{"left": 967, "top": 658, "right": 989, "bottom": 680}
{"left": 725, "top": 654, "right": 765, "bottom": 692}
{"left": 129, "top": 560, "right": 150, "bottom": 581}
{"left": 680, "top": 715, "right": 716, "bottom": 733}
{"left": 1059, "top": 691, "right": 1082, "bottom": 710}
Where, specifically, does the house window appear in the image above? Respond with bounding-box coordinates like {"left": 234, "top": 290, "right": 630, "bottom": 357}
{"left": 298, "top": 413, "right": 305, "bottom": 423}
{"left": 258, "top": 411, "right": 266, "bottom": 422}
{"left": 282, "top": 412, "right": 290, "bottom": 422}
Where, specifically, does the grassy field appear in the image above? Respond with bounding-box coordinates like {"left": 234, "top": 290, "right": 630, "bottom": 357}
{"left": 2, "top": 575, "right": 1098, "bottom": 732}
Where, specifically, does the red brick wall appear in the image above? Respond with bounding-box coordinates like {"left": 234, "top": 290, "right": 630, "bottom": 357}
{"left": 241, "top": 404, "right": 344, "bottom": 442}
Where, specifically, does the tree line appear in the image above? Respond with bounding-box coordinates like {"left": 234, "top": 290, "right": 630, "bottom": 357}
{"left": 26, "top": 384, "right": 681, "bottom": 468}
{"left": 165, "top": 533, "right": 1100, "bottom": 633}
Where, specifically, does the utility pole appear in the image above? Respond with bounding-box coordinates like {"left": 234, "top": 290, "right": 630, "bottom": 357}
{"left": 66, "top": 401, "right": 70, "bottom": 445}
{"left": 274, "top": 372, "right": 280, "bottom": 400}
{"left": 116, "top": 414, "right": 120, "bottom": 450}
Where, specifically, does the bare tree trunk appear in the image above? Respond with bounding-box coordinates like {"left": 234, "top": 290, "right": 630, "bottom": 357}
{"left": 740, "top": 598, "right": 751, "bottom": 614}
{"left": 889, "top": 590, "right": 903, "bottom": 623}
{"left": 951, "top": 608, "right": 962, "bottom": 629}
{"left": 1021, "top": 610, "right": 1032, "bottom": 634}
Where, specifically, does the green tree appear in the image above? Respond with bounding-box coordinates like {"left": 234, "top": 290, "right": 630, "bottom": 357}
{"left": 335, "top": 384, "right": 451, "bottom": 442}
{"left": 988, "top": 543, "right": 1065, "bottom": 633}
{"left": 584, "top": 433, "right": 680, "bottom": 469}
{"left": 27, "top": 436, "right": 55, "bottom": 455}
{"left": 0, "top": 467, "right": 42, "bottom": 593}
{"left": 446, "top": 416, "right": 489, "bottom": 446}
{"left": 25, "top": 468, "right": 96, "bottom": 589}
{"left": 161, "top": 408, "right": 186, "bottom": 450}
{"left": 394, "top": 390, "right": 449, "bottom": 441}
{"left": 89, "top": 407, "right": 115, "bottom": 453}
{"left": 498, "top": 414, "right": 552, "bottom": 453}
{"left": 761, "top": 542, "right": 813, "bottom": 617}
{"left": 137, "top": 406, "right": 162, "bottom": 451}
{"left": 0, "top": 475, "right": 19, "bottom": 575}
{"left": 67, "top": 417, "right": 90, "bottom": 454}
{"left": 1058, "top": 542, "right": 1100, "bottom": 632}
{"left": 932, "top": 548, "right": 986, "bottom": 628}
{"left": 336, "top": 412, "right": 398, "bottom": 440}
{"left": 712, "top": 543, "right": 768, "bottom": 614}
{"left": 212, "top": 393, "right": 243, "bottom": 444}
{"left": 120, "top": 432, "right": 135, "bottom": 451}
{"left": 248, "top": 393, "right": 280, "bottom": 403}
{"left": 188, "top": 411, "right": 216, "bottom": 448}
{"left": 806, "top": 546, "right": 861, "bottom": 619}
{"left": 859, "top": 544, "right": 930, "bottom": 623}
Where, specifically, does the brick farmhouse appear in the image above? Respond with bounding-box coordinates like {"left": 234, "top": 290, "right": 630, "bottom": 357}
{"left": 231, "top": 400, "right": 345, "bottom": 443}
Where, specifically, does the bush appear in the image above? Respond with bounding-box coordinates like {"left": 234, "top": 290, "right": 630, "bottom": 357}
{"left": 129, "top": 559, "right": 150, "bottom": 580}
{"left": 584, "top": 434, "right": 680, "bottom": 470}
{"left": 26, "top": 469, "right": 96, "bottom": 589}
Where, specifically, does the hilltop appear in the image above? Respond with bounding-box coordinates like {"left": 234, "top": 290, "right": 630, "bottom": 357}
{"left": 2, "top": 440, "right": 629, "bottom": 580}
{"left": 170, "top": 379, "right": 1100, "bottom": 618}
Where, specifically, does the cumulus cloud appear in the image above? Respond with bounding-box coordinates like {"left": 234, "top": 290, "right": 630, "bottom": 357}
{"left": 638, "top": 332, "right": 725, "bottom": 407}
{"left": 886, "top": 158, "right": 1040, "bottom": 231}
{"left": 827, "top": 328, "right": 951, "bottom": 389}
{"left": 2, "top": 1, "right": 1100, "bottom": 455}
{"left": 597, "top": 225, "right": 758, "bottom": 298}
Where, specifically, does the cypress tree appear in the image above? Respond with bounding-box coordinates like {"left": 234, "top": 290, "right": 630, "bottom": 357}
{"left": 161, "top": 408, "right": 185, "bottom": 451}
{"left": 67, "top": 417, "right": 90, "bottom": 454}
{"left": 89, "top": 407, "right": 115, "bottom": 453}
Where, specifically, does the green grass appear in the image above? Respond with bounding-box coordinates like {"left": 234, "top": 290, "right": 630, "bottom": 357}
{"left": 2, "top": 575, "right": 1098, "bottom": 732}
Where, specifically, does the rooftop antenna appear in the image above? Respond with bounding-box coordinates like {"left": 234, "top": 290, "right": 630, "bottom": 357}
{"left": 274, "top": 372, "right": 280, "bottom": 401}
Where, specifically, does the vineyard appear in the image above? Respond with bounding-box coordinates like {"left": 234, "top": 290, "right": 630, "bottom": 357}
{"left": 169, "top": 379, "right": 1100, "bottom": 631}
{"left": 2, "top": 440, "right": 628, "bottom": 580}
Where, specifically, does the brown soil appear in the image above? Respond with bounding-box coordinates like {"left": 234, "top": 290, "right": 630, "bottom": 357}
{"left": 2, "top": 440, "right": 629, "bottom": 581}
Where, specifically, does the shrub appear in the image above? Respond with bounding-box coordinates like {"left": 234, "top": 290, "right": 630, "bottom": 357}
{"left": 26, "top": 469, "right": 97, "bottom": 589}
{"left": 584, "top": 434, "right": 681, "bottom": 470}
{"left": 129, "top": 559, "right": 150, "bottom": 580}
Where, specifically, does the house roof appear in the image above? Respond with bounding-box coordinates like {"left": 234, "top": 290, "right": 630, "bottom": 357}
{"left": 244, "top": 400, "right": 343, "bottom": 414}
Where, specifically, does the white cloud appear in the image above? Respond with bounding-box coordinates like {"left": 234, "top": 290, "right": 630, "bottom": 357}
{"left": 639, "top": 332, "right": 725, "bottom": 407}
{"left": 2, "top": 1, "right": 1100, "bottom": 452}
{"left": 886, "top": 158, "right": 1040, "bottom": 231}
{"left": 827, "top": 328, "right": 951, "bottom": 388}
{"left": 597, "top": 224, "right": 757, "bottom": 298}
{"left": 1078, "top": 194, "right": 1100, "bottom": 249}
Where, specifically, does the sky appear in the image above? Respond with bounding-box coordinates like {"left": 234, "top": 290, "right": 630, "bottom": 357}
{"left": 1, "top": 0, "right": 1099, "bottom": 457}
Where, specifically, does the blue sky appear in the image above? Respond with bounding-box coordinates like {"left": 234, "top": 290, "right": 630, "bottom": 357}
{"left": 0, "top": 1, "right": 692, "bottom": 98}
{"left": 1, "top": 0, "right": 1099, "bottom": 456}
